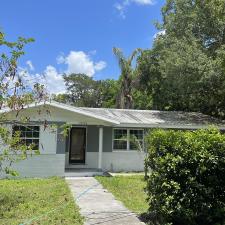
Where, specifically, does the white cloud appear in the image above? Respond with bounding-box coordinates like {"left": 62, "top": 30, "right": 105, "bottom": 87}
{"left": 65, "top": 51, "right": 95, "bottom": 76}
{"left": 94, "top": 61, "right": 107, "bottom": 71}
{"left": 153, "top": 30, "right": 166, "bottom": 39}
{"left": 56, "top": 54, "right": 65, "bottom": 64}
{"left": 88, "top": 50, "right": 97, "bottom": 55}
{"left": 115, "top": 0, "right": 155, "bottom": 18}
{"left": 59, "top": 51, "right": 107, "bottom": 76}
{"left": 42, "top": 65, "right": 65, "bottom": 94}
{"left": 21, "top": 51, "right": 107, "bottom": 94}
{"left": 114, "top": 2, "right": 128, "bottom": 19}
{"left": 18, "top": 66, "right": 66, "bottom": 94}
{"left": 26, "top": 60, "right": 34, "bottom": 71}
{"left": 131, "top": 0, "right": 154, "bottom": 5}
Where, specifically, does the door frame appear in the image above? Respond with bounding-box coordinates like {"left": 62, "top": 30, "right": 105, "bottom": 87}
{"left": 69, "top": 126, "right": 87, "bottom": 164}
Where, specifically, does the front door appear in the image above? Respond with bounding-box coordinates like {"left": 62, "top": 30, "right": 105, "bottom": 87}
{"left": 69, "top": 127, "right": 86, "bottom": 164}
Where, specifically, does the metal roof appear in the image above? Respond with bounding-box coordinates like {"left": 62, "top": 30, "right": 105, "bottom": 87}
{"left": 78, "top": 107, "right": 225, "bottom": 128}
{"left": 1, "top": 101, "right": 225, "bottom": 128}
{"left": 0, "top": 101, "right": 120, "bottom": 125}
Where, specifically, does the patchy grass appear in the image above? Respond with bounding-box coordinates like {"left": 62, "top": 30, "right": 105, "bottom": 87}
{"left": 96, "top": 175, "right": 148, "bottom": 214}
{"left": 0, "top": 177, "right": 83, "bottom": 225}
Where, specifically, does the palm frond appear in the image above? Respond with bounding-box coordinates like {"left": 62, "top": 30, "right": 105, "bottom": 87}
{"left": 128, "top": 48, "right": 142, "bottom": 65}
{"left": 113, "top": 47, "right": 126, "bottom": 70}
{"left": 113, "top": 47, "right": 142, "bottom": 109}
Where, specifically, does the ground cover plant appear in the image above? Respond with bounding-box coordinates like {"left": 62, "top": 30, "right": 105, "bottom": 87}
{"left": 0, "top": 177, "right": 83, "bottom": 225}
{"left": 96, "top": 175, "right": 148, "bottom": 214}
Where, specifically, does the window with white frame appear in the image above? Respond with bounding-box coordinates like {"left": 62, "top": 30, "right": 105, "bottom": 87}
{"left": 12, "top": 125, "right": 40, "bottom": 150}
{"left": 113, "top": 129, "right": 127, "bottom": 150}
{"left": 130, "top": 129, "right": 144, "bottom": 150}
{"left": 113, "top": 128, "right": 144, "bottom": 151}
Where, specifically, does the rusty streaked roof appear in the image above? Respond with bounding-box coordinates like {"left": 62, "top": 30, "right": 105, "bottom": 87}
{"left": 78, "top": 107, "right": 225, "bottom": 128}
{"left": 1, "top": 101, "right": 225, "bottom": 129}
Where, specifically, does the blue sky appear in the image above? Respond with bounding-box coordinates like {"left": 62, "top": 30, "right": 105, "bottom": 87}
{"left": 0, "top": 0, "right": 165, "bottom": 93}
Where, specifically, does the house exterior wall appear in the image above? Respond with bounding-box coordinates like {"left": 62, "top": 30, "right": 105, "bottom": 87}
{"left": 86, "top": 126, "right": 99, "bottom": 152}
{"left": 86, "top": 126, "right": 113, "bottom": 153}
{"left": 3, "top": 102, "right": 224, "bottom": 177}
{"left": 56, "top": 123, "right": 67, "bottom": 154}
{"left": 1, "top": 104, "right": 148, "bottom": 176}
{"left": 10, "top": 154, "right": 65, "bottom": 177}
{"left": 0, "top": 123, "right": 59, "bottom": 155}
{"left": 80, "top": 152, "right": 146, "bottom": 172}
{"left": 0, "top": 123, "right": 66, "bottom": 178}
{"left": 65, "top": 126, "right": 146, "bottom": 172}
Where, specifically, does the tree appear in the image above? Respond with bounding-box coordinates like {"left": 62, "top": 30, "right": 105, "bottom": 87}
{"left": 52, "top": 93, "right": 70, "bottom": 104}
{"left": 0, "top": 32, "right": 48, "bottom": 176}
{"left": 113, "top": 47, "right": 141, "bottom": 109}
{"left": 137, "top": 0, "right": 225, "bottom": 118}
{"left": 132, "top": 88, "right": 153, "bottom": 109}
{"left": 63, "top": 73, "right": 101, "bottom": 107}
{"left": 137, "top": 48, "right": 162, "bottom": 110}
{"left": 139, "top": 36, "right": 218, "bottom": 112}
{"left": 100, "top": 79, "right": 118, "bottom": 108}
{"left": 61, "top": 73, "right": 118, "bottom": 108}
{"left": 160, "top": 0, "right": 225, "bottom": 56}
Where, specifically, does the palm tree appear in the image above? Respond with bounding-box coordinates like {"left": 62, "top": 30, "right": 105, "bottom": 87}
{"left": 113, "top": 47, "right": 141, "bottom": 109}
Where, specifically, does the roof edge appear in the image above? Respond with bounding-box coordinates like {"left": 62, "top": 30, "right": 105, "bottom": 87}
{"left": 0, "top": 101, "right": 120, "bottom": 125}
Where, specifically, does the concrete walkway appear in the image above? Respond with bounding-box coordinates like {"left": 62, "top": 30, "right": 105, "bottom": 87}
{"left": 66, "top": 177, "right": 145, "bottom": 225}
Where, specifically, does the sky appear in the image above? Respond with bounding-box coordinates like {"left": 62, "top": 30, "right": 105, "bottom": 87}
{"left": 0, "top": 0, "right": 165, "bottom": 94}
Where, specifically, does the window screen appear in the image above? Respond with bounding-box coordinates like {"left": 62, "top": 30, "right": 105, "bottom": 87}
{"left": 13, "top": 125, "right": 40, "bottom": 150}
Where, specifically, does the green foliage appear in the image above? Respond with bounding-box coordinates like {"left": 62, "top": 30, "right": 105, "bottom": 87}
{"left": 0, "top": 31, "right": 35, "bottom": 109}
{"left": 96, "top": 175, "right": 148, "bottom": 214}
{"left": 113, "top": 47, "right": 142, "bottom": 109}
{"left": 63, "top": 73, "right": 100, "bottom": 107}
{"left": 137, "top": 0, "right": 225, "bottom": 118}
{"left": 52, "top": 93, "right": 69, "bottom": 104}
{"left": 100, "top": 79, "right": 118, "bottom": 108}
{"left": 0, "top": 177, "right": 83, "bottom": 225}
{"left": 145, "top": 128, "right": 225, "bottom": 225}
{"left": 0, "top": 125, "right": 39, "bottom": 177}
{"left": 160, "top": 0, "right": 225, "bottom": 55}
{"left": 60, "top": 123, "right": 72, "bottom": 137}
{"left": 54, "top": 73, "right": 118, "bottom": 108}
{"left": 0, "top": 32, "right": 48, "bottom": 176}
{"left": 132, "top": 88, "right": 153, "bottom": 109}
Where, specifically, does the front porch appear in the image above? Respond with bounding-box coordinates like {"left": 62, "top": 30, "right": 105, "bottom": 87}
{"left": 65, "top": 126, "right": 105, "bottom": 173}
{"left": 63, "top": 125, "right": 146, "bottom": 175}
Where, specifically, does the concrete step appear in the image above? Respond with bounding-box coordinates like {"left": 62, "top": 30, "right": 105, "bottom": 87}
{"left": 65, "top": 169, "right": 104, "bottom": 177}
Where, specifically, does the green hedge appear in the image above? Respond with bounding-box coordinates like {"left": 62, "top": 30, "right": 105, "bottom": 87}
{"left": 145, "top": 128, "right": 225, "bottom": 225}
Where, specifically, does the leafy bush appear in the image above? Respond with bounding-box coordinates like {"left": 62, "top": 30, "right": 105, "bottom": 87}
{"left": 145, "top": 127, "right": 225, "bottom": 225}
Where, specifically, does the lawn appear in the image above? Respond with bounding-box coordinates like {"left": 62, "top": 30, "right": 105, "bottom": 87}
{"left": 96, "top": 175, "right": 148, "bottom": 214}
{"left": 0, "top": 177, "right": 83, "bottom": 225}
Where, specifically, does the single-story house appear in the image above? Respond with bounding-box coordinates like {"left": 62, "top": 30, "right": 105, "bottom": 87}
{"left": 1, "top": 100, "right": 225, "bottom": 177}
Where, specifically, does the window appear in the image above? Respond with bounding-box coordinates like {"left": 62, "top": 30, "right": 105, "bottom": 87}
{"left": 113, "top": 128, "right": 144, "bottom": 151}
{"left": 12, "top": 125, "right": 40, "bottom": 150}
{"left": 130, "top": 129, "right": 144, "bottom": 150}
{"left": 113, "top": 129, "right": 127, "bottom": 150}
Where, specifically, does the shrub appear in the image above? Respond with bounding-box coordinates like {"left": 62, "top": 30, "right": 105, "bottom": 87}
{"left": 145, "top": 127, "right": 225, "bottom": 225}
